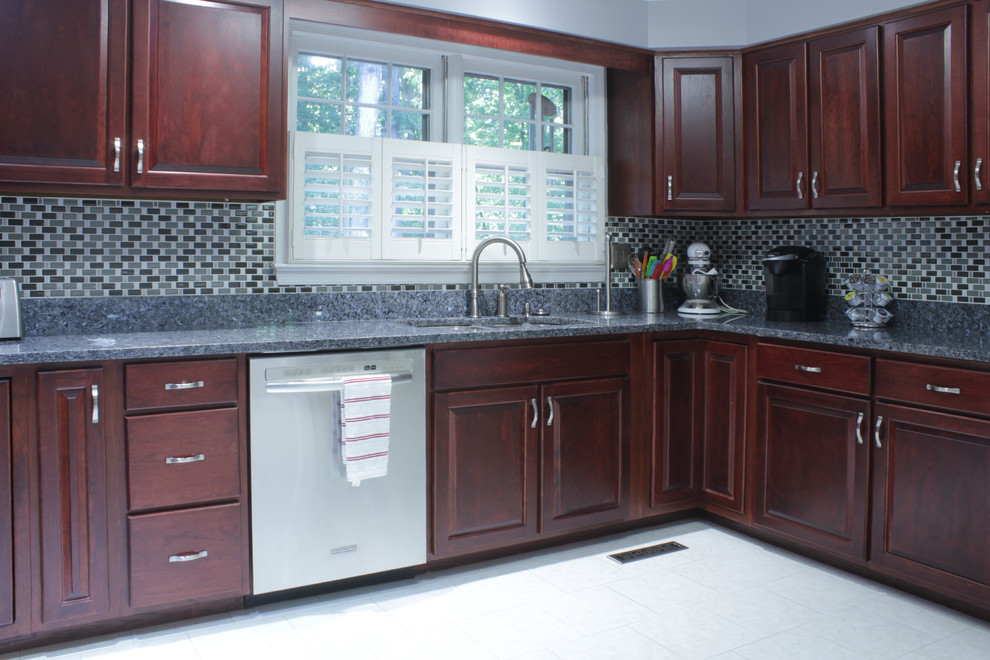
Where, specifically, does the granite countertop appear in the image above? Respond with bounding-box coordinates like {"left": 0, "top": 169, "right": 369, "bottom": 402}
{"left": 3, "top": 310, "right": 990, "bottom": 366}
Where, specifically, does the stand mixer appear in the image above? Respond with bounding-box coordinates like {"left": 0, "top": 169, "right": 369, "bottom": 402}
{"left": 677, "top": 241, "right": 747, "bottom": 317}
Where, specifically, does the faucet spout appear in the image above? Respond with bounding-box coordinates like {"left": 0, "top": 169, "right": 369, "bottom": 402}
{"left": 468, "top": 237, "right": 534, "bottom": 318}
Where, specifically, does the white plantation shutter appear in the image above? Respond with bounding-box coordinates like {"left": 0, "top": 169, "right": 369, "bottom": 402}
{"left": 381, "top": 139, "right": 461, "bottom": 260}
{"left": 291, "top": 132, "right": 378, "bottom": 261}
{"left": 538, "top": 153, "right": 602, "bottom": 261}
{"left": 465, "top": 146, "right": 537, "bottom": 260}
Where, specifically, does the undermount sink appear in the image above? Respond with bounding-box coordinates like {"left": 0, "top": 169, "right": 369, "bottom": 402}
{"left": 405, "top": 316, "right": 589, "bottom": 331}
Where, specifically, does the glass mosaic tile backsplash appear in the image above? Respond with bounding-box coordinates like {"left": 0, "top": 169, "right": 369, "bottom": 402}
{"left": 1, "top": 196, "right": 986, "bottom": 304}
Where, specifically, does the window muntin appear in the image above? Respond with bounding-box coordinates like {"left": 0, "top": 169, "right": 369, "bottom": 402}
{"left": 464, "top": 74, "right": 573, "bottom": 153}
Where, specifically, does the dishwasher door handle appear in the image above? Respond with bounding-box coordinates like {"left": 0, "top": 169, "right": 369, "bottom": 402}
{"left": 265, "top": 371, "right": 413, "bottom": 394}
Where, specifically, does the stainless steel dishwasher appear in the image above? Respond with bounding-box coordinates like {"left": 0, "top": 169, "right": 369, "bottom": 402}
{"left": 248, "top": 348, "right": 426, "bottom": 595}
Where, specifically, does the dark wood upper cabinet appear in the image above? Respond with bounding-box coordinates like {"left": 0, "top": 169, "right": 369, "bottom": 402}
{"left": 971, "top": 0, "right": 990, "bottom": 204}
{"left": 130, "top": 0, "right": 284, "bottom": 193}
{"left": 607, "top": 67, "right": 655, "bottom": 216}
{"left": 0, "top": 0, "right": 128, "bottom": 188}
{"left": 808, "top": 27, "right": 882, "bottom": 209}
{"left": 883, "top": 5, "right": 968, "bottom": 207}
{"left": 1, "top": 380, "right": 12, "bottom": 630}
{"left": 36, "top": 369, "right": 110, "bottom": 626}
{"left": 745, "top": 43, "right": 808, "bottom": 210}
{"left": 658, "top": 55, "right": 738, "bottom": 213}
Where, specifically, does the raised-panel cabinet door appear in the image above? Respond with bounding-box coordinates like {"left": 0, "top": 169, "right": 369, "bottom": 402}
{"left": 744, "top": 43, "right": 809, "bottom": 210}
{"left": 659, "top": 55, "right": 737, "bottom": 212}
{"left": 432, "top": 386, "right": 539, "bottom": 557}
{"left": 972, "top": 0, "right": 990, "bottom": 204}
{"left": 808, "top": 27, "right": 882, "bottom": 209}
{"left": 871, "top": 403, "right": 990, "bottom": 604}
{"left": 700, "top": 342, "right": 747, "bottom": 513}
{"left": 541, "top": 377, "right": 628, "bottom": 534}
{"left": 0, "top": 0, "right": 127, "bottom": 187}
{"left": 1, "top": 380, "right": 11, "bottom": 629}
{"left": 650, "top": 341, "right": 702, "bottom": 509}
{"left": 130, "top": 0, "right": 284, "bottom": 193}
{"left": 36, "top": 369, "right": 110, "bottom": 626}
{"left": 755, "top": 382, "right": 871, "bottom": 560}
{"left": 883, "top": 6, "right": 967, "bottom": 206}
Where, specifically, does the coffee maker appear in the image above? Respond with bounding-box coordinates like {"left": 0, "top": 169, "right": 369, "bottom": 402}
{"left": 763, "top": 246, "right": 826, "bottom": 322}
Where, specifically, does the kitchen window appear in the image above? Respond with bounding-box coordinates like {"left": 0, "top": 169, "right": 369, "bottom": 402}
{"left": 275, "top": 24, "right": 606, "bottom": 285}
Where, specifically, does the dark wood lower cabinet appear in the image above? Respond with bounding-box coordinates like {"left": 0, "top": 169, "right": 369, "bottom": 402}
{"left": 755, "top": 382, "right": 871, "bottom": 560}
{"left": 36, "top": 369, "right": 110, "bottom": 626}
{"left": 699, "top": 343, "right": 747, "bottom": 512}
{"left": 1, "top": 380, "right": 12, "bottom": 630}
{"left": 871, "top": 403, "right": 990, "bottom": 604}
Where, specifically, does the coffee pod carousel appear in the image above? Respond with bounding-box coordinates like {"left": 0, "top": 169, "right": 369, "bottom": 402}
{"left": 843, "top": 272, "right": 895, "bottom": 328}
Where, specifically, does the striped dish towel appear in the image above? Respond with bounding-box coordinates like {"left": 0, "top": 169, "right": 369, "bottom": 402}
{"left": 339, "top": 373, "right": 392, "bottom": 486}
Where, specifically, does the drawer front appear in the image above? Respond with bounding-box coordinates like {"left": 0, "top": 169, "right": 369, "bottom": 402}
{"left": 126, "top": 408, "right": 241, "bottom": 512}
{"left": 434, "top": 339, "right": 630, "bottom": 391}
{"left": 876, "top": 359, "right": 990, "bottom": 416}
{"left": 125, "top": 359, "right": 238, "bottom": 411}
{"left": 757, "top": 343, "right": 871, "bottom": 395}
{"left": 128, "top": 503, "right": 244, "bottom": 609}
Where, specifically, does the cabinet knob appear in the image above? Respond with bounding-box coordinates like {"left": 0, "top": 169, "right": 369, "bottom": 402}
{"left": 926, "top": 384, "right": 960, "bottom": 395}
{"left": 667, "top": 175, "right": 673, "bottom": 201}
{"left": 796, "top": 171, "right": 804, "bottom": 200}
{"left": 530, "top": 398, "right": 538, "bottom": 429}
{"left": 953, "top": 160, "right": 961, "bottom": 193}
{"left": 169, "top": 550, "right": 208, "bottom": 563}
{"left": 91, "top": 384, "right": 100, "bottom": 424}
{"left": 545, "top": 396, "right": 554, "bottom": 427}
{"left": 975, "top": 158, "right": 984, "bottom": 192}
{"left": 811, "top": 171, "right": 820, "bottom": 199}
{"left": 137, "top": 139, "right": 145, "bottom": 175}
{"left": 855, "top": 412, "right": 864, "bottom": 445}
{"left": 113, "top": 137, "right": 121, "bottom": 173}
{"left": 165, "top": 454, "right": 206, "bottom": 465}
{"left": 874, "top": 415, "right": 884, "bottom": 448}
{"left": 165, "top": 380, "right": 205, "bottom": 391}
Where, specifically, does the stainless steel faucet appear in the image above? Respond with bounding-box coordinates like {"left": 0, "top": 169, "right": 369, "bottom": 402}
{"left": 468, "top": 237, "right": 534, "bottom": 317}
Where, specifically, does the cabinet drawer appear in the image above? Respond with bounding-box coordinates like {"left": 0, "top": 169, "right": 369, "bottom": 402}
{"left": 434, "top": 340, "right": 630, "bottom": 391}
{"left": 128, "top": 503, "right": 244, "bottom": 609}
{"left": 876, "top": 359, "right": 990, "bottom": 416}
{"left": 757, "top": 343, "right": 871, "bottom": 395}
{"left": 125, "top": 359, "right": 238, "bottom": 411}
{"left": 126, "top": 409, "right": 241, "bottom": 512}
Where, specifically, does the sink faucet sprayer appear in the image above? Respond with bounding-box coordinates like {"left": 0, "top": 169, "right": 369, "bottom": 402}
{"left": 468, "top": 237, "right": 534, "bottom": 318}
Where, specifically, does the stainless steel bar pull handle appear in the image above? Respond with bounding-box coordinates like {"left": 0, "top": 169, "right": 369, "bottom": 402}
{"left": 795, "top": 364, "right": 821, "bottom": 373}
{"left": 530, "top": 398, "right": 538, "bottom": 429}
{"left": 137, "top": 139, "right": 145, "bottom": 174}
{"left": 91, "top": 384, "right": 99, "bottom": 424}
{"left": 796, "top": 171, "right": 804, "bottom": 199}
{"left": 874, "top": 415, "right": 883, "bottom": 448}
{"left": 113, "top": 137, "right": 121, "bottom": 173}
{"left": 926, "top": 384, "right": 961, "bottom": 395}
{"left": 545, "top": 396, "right": 554, "bottom": 427}
{"left": 667, "top": 175, "right": 673, "bottom": 201}
{"left": 855, "top": 412, "right": 864, "bottom": 445}
{"left": 165, "top": 380, "right": 205, "bottom": 391}
{"left": 169, "top": 550, "right": 208, "bottom": 563}
{"left": 976, "top": 158, "right": 984, "bottom": 191}
{"left": 953, "top": 160, "right": 961, "bottom": 192}
{"left": 811, "top": 171, "right": 820, "bottom": 199}
{"left": 166, "top": 454, "right": 206, "bottom": 465}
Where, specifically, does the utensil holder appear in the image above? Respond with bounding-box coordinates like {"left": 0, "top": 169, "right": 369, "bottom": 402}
{"left": 638, "top": 279, "right": 662, "bottom": 314}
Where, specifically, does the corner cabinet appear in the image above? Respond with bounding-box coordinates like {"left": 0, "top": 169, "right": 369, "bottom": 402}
{"left": 0, "top": 0, "right": 285, "bottom": 198}
{"left": 430, "top": 339, "right": 630, "bottom": 559}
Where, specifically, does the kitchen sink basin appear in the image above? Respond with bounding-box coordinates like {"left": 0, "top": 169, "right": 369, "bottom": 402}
{"left": 405, "top": 316, "right": 589, "bottom": 331}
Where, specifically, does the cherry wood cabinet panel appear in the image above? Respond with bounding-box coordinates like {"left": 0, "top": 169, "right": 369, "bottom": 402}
{"left": 755, "top": 382, "right": 871, "bottom": 560}
{"left": 541, "top": 378, "right": 629, "bottom": 534}
{"left": 125, "top": 408, "right": 241, "bottom": 512}
{"left": 608, "top": 66, "right": 655, "bottom": 216}
{"left": 432, "top": 386, "right": 539, "bottom": 557}
{"left": 649, "top": 341, "right": 702, "bottom": 508}
{"left": 745, "top": 43, "right": 808, "bottom": 210}
{"left": 128, "top": 503, "right": 245, "bottom": 609}
{"left": 36, "top": 369, "right": 110, "bottom": 626}
{"left": 124, "top": 359, "right": 238, "bottom": 412}
{"left": 659, "top": 55, "right": 737, "bottom": 212}
{"left": 971, "top": 0, "right": 990, "bottom": 204}
{"left": 700, "top": 342, "right": 747, "bottom": 513}
{"left": 883, "top": 5, "right": 968, "bottom": 207}
{"left": 432, "top": 340, "right": 629, "bottom": 391}
{"left": 808, "top": 27, "right": 882, "bottom": 209}
{"left": 756, "top": 343, "right": 871, "bottom": 396}
{"left": 871, "top": 403, "right": 990, "bottom": 603}
{"left": 130, "top": 0, "right": 284, "bottom": 193}
{"left": 875, "top": 358, "right": 990, "bottom": 417}
{"left": 0, "top": 0, "right": 127, "bottom": 188}
{"left": 1, "top": 380, "right": 11, "bottom": 629}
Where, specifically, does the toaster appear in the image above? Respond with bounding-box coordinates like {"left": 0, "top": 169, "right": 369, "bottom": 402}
{"left": 0, "top": 278, "right": 23, "bottom": 339}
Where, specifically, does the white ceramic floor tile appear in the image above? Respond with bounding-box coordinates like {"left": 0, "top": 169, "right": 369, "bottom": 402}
{"left": 734, "top": 628, "right": 869, "bottom": 660}
{"left": 858, "top": 593, "right": 978, "bottom": 638}
{"left": 366, "top": 623, "right": 499, "bottom": 660}
{"left": 285, "top": 598, "right": 408, "bottom": 651}
{"left": 455, "top": 603, "right": 583, "bottom": 659}
{"left": 78, "top": 636, "right": 200, "bottom": 660}
{"left": 455, "top": 568, "right": 566, "bottom": 613}
{"left": 534, "top": 584, "right": 657, "bottom": 635}
{"left": 915, "top": 624, "right": 990, "bottom": 660}
{"left": 705, "top": 587, "right": 820, "bottom": 636}
{"left": 630, "top": 605, "right": 763, "bottom": 660}
{"left": 20, "top": 633, "right": 135, "bottom": 660}
{"left": 188, "top": 617, "right": 315, "bottom": 660}
{"left": 799, "top": 605, "right": 940, "bottom": 659}
{"left": 762, "top": 566, "right": 887, "bottom": 613}
{"left": 668, "top": 547, "right": 810, "bottom": 594}
{"left": 531, "top": 555, "right": 630, "bottom": 593}
{"left": 549, "top": 626, "right": 682, "bottom": 660}
{"left": 607, "top": 568, "right": 721, "bottom": 614}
